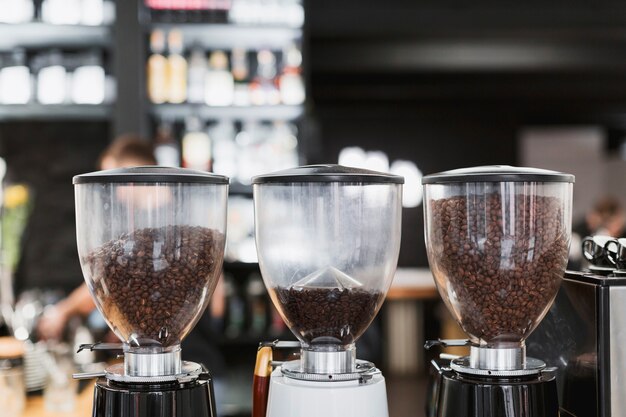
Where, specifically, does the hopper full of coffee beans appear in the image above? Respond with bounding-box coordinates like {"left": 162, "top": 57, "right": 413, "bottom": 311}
{"left": 272, "top": 266, "right": 384, "bottom": 346}
{"left": 427, "top": 193, "right": 569, "bottom": 344}
{"left": 83, "top": 225, "right": 225, "bottom": 347}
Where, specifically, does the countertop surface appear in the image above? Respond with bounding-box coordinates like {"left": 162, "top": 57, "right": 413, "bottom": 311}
{"left": 23, "top": 384, "right": 94, "bottom": 417}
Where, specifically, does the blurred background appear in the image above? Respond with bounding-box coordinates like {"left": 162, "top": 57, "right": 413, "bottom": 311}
{"left": 1, "top": 0, "right": 626, "bottom": 416}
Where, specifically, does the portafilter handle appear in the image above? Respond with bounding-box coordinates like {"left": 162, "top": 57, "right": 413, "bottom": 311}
{"left": 253, "top": 340, "right": 301, "bottom": 417}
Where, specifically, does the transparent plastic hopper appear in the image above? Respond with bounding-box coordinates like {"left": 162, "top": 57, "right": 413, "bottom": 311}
{"left": 423, "top": 166, "right": 573, "bottom": 372}
{"left": 253, "top": 165, "right": 403, "bottom": 374}
{"left": 74, "top": 166, "right": 228, "bottom": 379}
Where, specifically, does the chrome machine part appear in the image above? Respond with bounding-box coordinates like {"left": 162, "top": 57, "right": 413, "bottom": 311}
{"left": 301, "top": 346, "right": 356, "bottom": 374}
{"left": 469, "top": 345, "right": 525, "bottom": 371}
{"left": 105, "top": 361, "right": 203, "bottom": 383}
{"left": 77, "top": 342, "right": 184, "bottom": 378}
{"left": 124, "top": 349, "right": 182, "bottom": 377}
{"left": 450, "top": 356, "right": 547, "bottom": 377}
{"left": 281, "top": 359, "right": 379, "bottom": 383}
{"left": 610, "top": 286, "right": 626, "bottom": 416}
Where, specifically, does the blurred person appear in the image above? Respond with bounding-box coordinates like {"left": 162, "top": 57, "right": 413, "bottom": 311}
{"left": 576, "top": 196, "right": 625, "bottom": 238}
{"left": 37, "top": 134, "right": 157, "bottom": 341}
{"left": 570, "top": 195, "right": 626, "bottom": 268}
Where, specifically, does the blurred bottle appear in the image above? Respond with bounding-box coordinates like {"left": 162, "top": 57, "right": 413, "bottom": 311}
{"left": 231, "top": 48, "right": 249, "bottom": 81}
{"left": 187, "top": 45, "right": 206, "bottom": 104}
{"left": 154, "top": 119, "right": 180, "bottom": 167}
{"left": 210, "top": 121, "right": 238, "bottom": 179}
{"left": 80, "top": 0, "right": 104, "bottom": 25}
{"left": 246, "top": 274, "right": 267, "bottom": 335}
{"left": 204, "top": 50, "right": 234, "bottom": 106}
{"left": 147, "top": 29, "right": 169, "bottom": 104}
{"left": 231, "top": 48, "right": 250, "bottom": 106}
{"left": 182, "top": 116, "right": 211, "bottom": 171}
{"left": 102, "top": 0, "right": 116, "bottom": 25}
{"left": 0, "top": 337, "right": 26, "bottom": 417}
{"left": 228, "top": 0, "right": 254, "bottom": 25}
{"left": 229, "top": 0, "right": 303, "bottom": 27}
{"left": 235, "top": 121, "right": 263, "bottom": 183}
{"left": 285, "top": 0, "right": 305, "bottom": 28}
{"left": 0, "top": 49, "right": 31, "bottom": 104}
{"left": 249, "top": 49, "right": 279, "bottom": 106}
{"left": 0, "top": 0, "right": 34, "bottom": 23}
{"left": 71, "top": 325, "right": 95, "bottom": 367}
{"left": 225, "top": 196, "right": 256, "bottom": 262}
{"left": 43, "top": 343, "right": 77, "bottom": 413}
{"left": 262, "top": 0, "right": 281, "bottom": 25}
{"left": 37, "top": 50, "right": 66, "bottom": 105}
{"left": 104, "top": 70, "right": 117, "bottom": 103}
{"left": 71, "top": 50, "right": 105, "bottom": 104}
{"left": 42, "top": 0, "right": 81, "bottom": 24}
{"left": 167, "top": 29, "right": 187, "bottom": 103}
{"left": 268, "top": 121, "right": 299, "bottom": 168}
{"left": 279, "top": 44, "right": 304, "bottom": 105}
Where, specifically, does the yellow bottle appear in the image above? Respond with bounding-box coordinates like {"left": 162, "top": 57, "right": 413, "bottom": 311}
{"left": 147, "top": 29, "right": 168, "bottom": 104}
{"left": 167, "top": 29, "right": 187, "bottom": 104}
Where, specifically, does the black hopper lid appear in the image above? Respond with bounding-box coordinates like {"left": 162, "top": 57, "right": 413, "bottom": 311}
{"left": 252, "top": 164, "right": 404, "bottom": 184}
{"left": 73, "top": 166, "right": 229, "bottom": 185}
{"left": 422, "top": 165, "right": 574, "bottom": 184}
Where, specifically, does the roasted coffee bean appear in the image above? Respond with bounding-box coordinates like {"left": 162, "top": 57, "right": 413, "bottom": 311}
{"left": 83, "top": 225, "right": 225, "bottom": 346}
{"left": 428, "top": 194, "right": 569, "bottom": 343}
{"left": 274, "top": 287, "right": 383, "bottom": 345}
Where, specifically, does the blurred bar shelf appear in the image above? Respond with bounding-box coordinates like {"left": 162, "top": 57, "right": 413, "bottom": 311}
{"left": 0, "top": 23, "right": 112, "bottom": 51}
{"left": 0, "top": 104, "right": 112, "bottom": 121}
{"left": 151, "top": 103, "right": 304, "bottom": 121}
{"left": 148, "top": 23, "right": 302, "bottom": 49}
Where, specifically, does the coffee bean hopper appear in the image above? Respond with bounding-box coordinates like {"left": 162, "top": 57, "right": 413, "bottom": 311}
{"left": 251, "top": 165, "right": 403, "bottom": 417}
{"left": 72, "top": 166, "right": 228, "bottom": 417}
{"left": 422, "top": 166, "right": 574, "bottom": 417}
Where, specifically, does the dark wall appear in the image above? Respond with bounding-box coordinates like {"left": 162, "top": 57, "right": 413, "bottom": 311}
{"left": 0, "top": 122, "right": 110, "bottom": 294}
{"left": 306, "top": 0, "right": 626, "bottom": 266}
{"left": 310, "top": 104, "right": 518, "bottom": 267}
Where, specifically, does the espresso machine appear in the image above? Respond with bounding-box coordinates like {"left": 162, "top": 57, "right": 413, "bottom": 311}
{"left": 527, "top": 234, "right": 626, "bottom": 417}
{"left": 251, "top": 165, "right": 403, "bottom": 417}
{"left": 72, "top": 166, "right": 228, "bottom": 417}
{"left": 422, "top": 165, "right": 574, "bottom": 417}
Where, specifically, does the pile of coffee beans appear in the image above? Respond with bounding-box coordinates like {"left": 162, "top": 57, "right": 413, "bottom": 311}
{"left": 83, "top": 225, "right": 224, "bottom": 346}
{"left": 274, "top": 287, "right": 383, "bottom": 345}
{"left": 428, "top": 194, "right": 569, "bottom": 342}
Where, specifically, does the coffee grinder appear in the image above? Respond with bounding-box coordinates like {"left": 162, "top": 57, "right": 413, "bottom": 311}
{"left": 422, "top": 166, "right": 574, "bottom": 417}
{"left": 72, "top": 166, "right": 228, "bottom": 417}
{"left": 251, "top": 165, "right": 403, "bottom": 417}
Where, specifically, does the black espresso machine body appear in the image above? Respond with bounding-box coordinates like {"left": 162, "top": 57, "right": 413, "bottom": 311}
{"left": 92, "top": 376, "right": 217, "bottom": 417}
{"left": 527, "top": 270, "right": 626, "bottom": 417}
{"left": 426, "top": 359, "right": 559, "bottom": 417}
